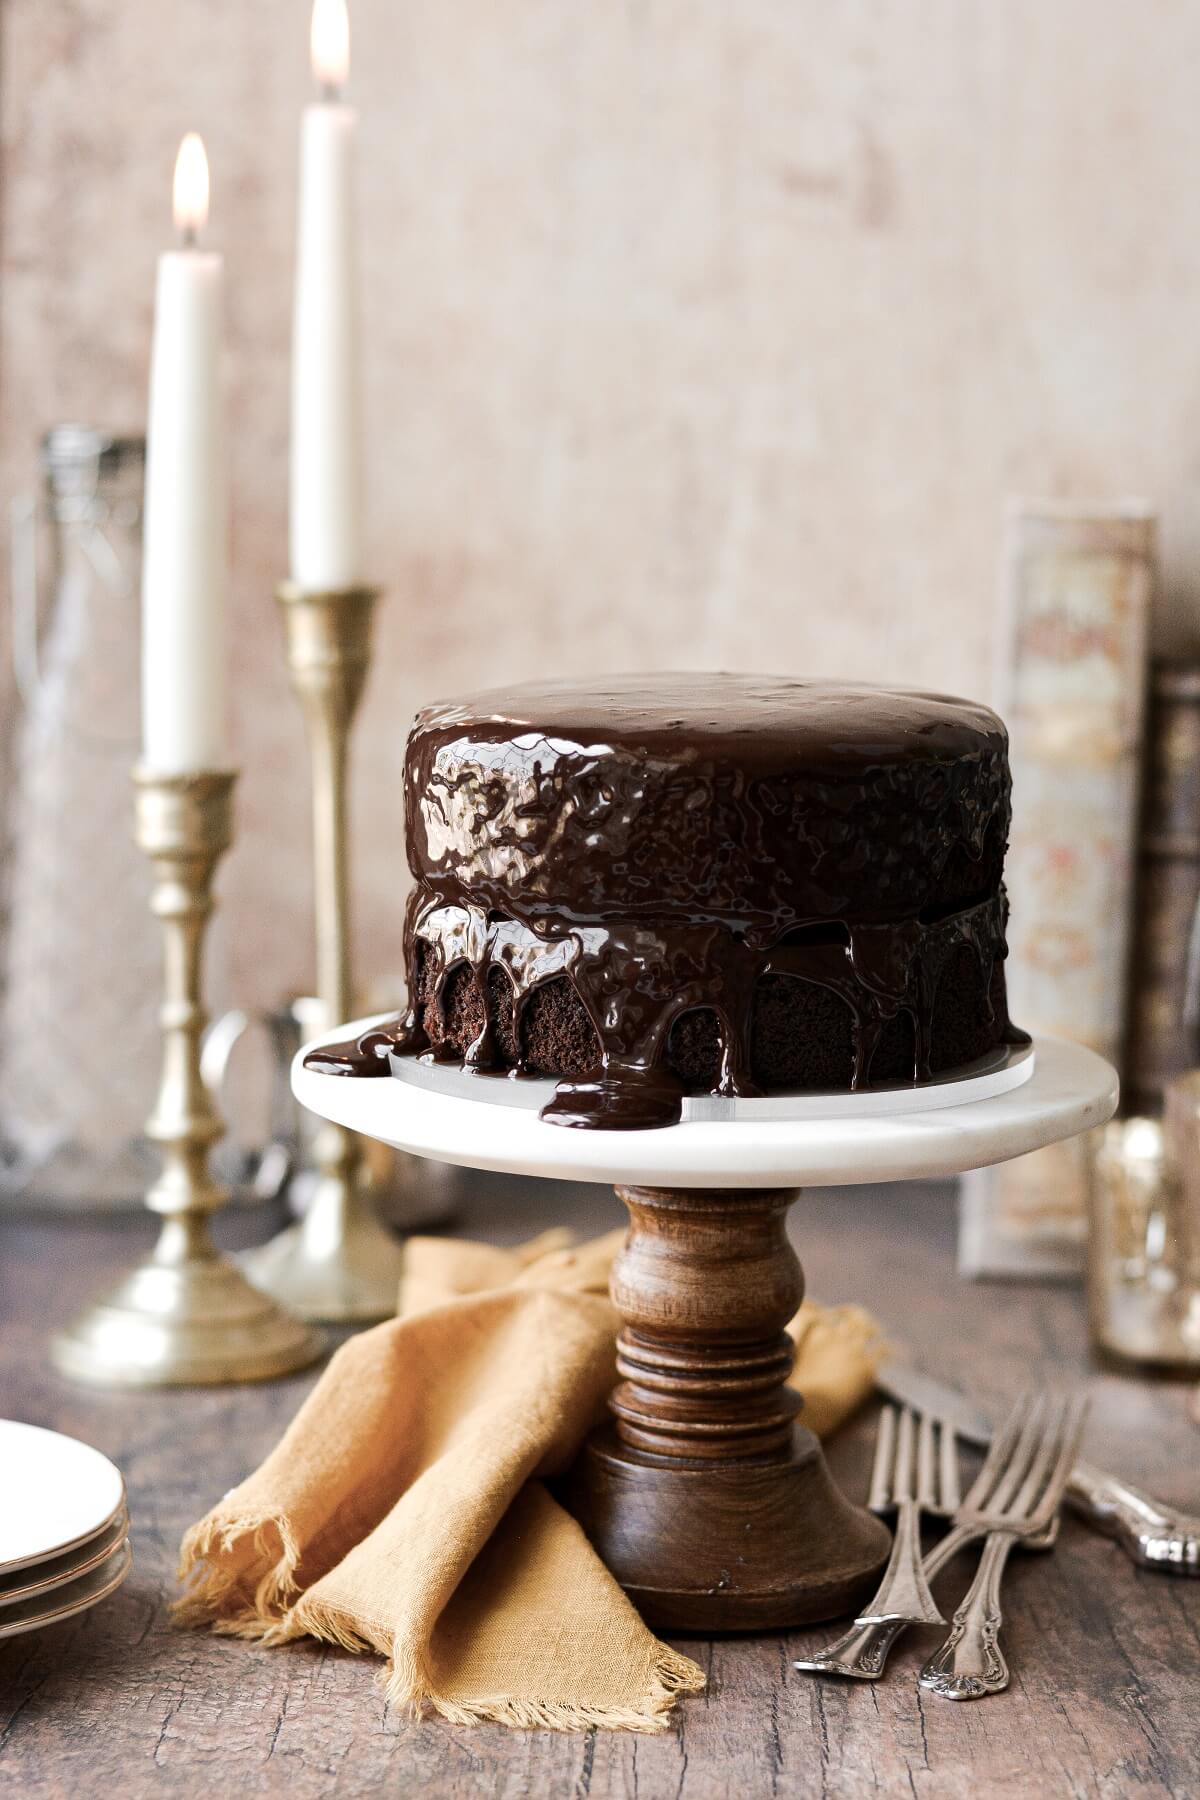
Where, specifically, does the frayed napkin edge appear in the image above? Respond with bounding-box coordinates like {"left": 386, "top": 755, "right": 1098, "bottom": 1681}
{"left": 173, "top": 1510, "right": 705, "bottom": 1734}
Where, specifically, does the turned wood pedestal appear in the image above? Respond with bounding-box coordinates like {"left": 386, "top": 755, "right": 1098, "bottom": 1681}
{"left": 568, "top": 1185, "right": 891, "bottom": 1631}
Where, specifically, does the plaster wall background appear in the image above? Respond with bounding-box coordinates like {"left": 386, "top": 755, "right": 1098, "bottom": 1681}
{"left": 4, "top": 1, "right": 1199, "bottom": 1007}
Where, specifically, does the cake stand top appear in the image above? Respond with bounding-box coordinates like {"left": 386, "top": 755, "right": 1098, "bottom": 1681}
{"left": 292, "top": 1027, "right": 1118, "bottom": 1190}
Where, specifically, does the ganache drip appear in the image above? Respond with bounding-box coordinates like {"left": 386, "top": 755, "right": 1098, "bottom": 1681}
{"left": 302, "top": 1027, "right": 397, "bottom": 1077}
{"left": 309, "top": 886, "right": 1022, "bottom": 1130}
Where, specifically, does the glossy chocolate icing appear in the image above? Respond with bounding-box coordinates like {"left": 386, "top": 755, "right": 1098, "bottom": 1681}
{"left": 307, "top": 675, "right": 1019, "bottom": 1129}
{"left": 404, "top": 675, "right": 1010, "bottom": 929}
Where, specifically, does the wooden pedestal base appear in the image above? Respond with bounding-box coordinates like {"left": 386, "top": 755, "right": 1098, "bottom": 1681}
{"left": 570, "top": 1184, "right": 891, "bottom": 1632}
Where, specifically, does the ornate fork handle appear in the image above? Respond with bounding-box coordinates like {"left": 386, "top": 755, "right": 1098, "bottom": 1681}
{"left": 919, "top": 1530, "right": 1015, "bottom": 1700}
{"left": 1068, "top": 1461, "right": 1200, "bottom": 1574}
{"left": 794, "top": 1524, "right": 977, "bottom": 1679}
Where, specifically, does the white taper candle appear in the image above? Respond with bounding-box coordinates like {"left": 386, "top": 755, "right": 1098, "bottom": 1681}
{"left": 289, "top": 0, "right": 363, "bottom": 591}
{"left": 141, "top": 133, "right": 228, "bottom": 773}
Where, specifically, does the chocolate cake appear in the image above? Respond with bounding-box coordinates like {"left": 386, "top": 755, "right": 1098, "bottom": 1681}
{"left": 313, "top": 674, "right": 1023, "bottom": 1128}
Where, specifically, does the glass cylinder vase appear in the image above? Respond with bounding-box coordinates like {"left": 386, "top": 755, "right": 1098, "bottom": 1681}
{"left": 0, "top": 426, "right": 162, "bottom": 1210}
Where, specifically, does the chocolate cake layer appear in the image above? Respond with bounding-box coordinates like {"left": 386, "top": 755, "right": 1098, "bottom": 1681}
{"left": 397, "top": 890, "right": 1014, "bottom": 1128}
{"left": 310, "top": 674, "right": 1021, "bottom": 1128}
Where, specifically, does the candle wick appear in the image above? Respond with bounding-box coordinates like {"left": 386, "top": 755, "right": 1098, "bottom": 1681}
{"left": 179, "top": 223, "right": 198, "bottom": 251}
{"left": 320, "top": 79, "right": 342, "bottom": 103}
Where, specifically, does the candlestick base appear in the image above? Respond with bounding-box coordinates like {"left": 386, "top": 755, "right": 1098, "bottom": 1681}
{"left": 239, "top": 583, "right": 402, "bottom": 1324}
{"left": 52, "top": 1218, "right": 323, "bottom": 1388}
{"left": 241, "top": 1158, "right": 405, "bottom": 1323}
{"left": 53, "top": 769, "right": 323, "bottom": 1388}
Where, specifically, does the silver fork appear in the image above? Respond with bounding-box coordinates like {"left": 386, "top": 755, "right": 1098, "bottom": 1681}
{"left": 794, "top": 1391, "right": 1054, "bottom": 1681}
{"left": 853, "top": 1406, "right": 947, "bottom": 1626}
{"left": 920, "top": 1391, "right": 1089, "bottom": 1701}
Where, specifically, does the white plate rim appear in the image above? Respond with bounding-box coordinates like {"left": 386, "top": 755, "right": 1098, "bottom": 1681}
{"left": 0, "top": 1421, "right": 126, "bottom": 1574}
{"left": 0, "top": 1539, "right": 132, "bottom": 1640}
{"left": 0, "top": 1510, "right": 130, "bottom": 1606}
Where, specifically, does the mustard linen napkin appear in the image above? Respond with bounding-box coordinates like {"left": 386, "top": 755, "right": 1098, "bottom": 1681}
{"left": 177, "top": 1229, "right": 882, "bottom": 1733}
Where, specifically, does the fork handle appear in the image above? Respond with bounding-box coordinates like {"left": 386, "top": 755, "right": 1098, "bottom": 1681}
{"left": 793, "top": 1523, "right": 978, "bottom": 1680}
{"left": 919, "top": 1530, "right": 1015, "bottom": 1700}
{"left": 1068, "top": 1461, "right": 1200, "bottom": 1575}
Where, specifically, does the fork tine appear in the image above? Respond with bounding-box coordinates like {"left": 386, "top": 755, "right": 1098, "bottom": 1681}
{"left": 988, "top": 1394, "right": 1051, "bottom": 1515}
{"left": 1003, "top": 1394, "right": 1068, "bottom": 1522}
{"left": 939, "top": 1419, "right": 961, "bottom": 1514}
{"left": 1028, "top": 1394, "right": 1090, "bottom": 1531}
{"left": 895, "top": 1408, "right": 916, "bottom": 1501}
{"left": 868, "top": 1405, "right": 897, "bottom": 1512}
{"left": 960, "top": 1390, "right": 1036, "bottom": 1511}
{"left": 916, "top": 1411, "right": 937, "bottom": 1510}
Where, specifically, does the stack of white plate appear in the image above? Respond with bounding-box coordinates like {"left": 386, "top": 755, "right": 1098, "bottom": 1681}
{"left": 0, "top": 1421, "right": 131, "bottom": 1639}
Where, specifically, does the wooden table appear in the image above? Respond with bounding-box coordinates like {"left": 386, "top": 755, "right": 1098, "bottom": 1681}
{"left": 2, "top": 1176, "right": 1197, "bottom": 1798}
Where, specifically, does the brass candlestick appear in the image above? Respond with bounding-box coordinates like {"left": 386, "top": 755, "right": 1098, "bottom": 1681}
{"left": 52, "top": 770, "right": 322, "bottom": 1386}
{"left": 240, "top": 584, "right": 405, "bottom": 1322}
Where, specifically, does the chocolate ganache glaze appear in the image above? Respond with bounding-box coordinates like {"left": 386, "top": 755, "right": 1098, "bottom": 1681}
{"left": 306, "top": 674, "right": 1024, "bottom": 1128}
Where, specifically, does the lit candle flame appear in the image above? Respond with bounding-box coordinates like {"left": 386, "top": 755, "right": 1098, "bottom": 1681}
{"left": 311, "top": 0, "right": 350, "bottom": 93}
{"left": 173, "top": 133, "right": 209, "bottom": 245}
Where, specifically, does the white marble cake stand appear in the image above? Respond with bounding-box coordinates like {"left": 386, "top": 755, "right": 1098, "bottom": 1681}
{"left": 293, "top": 1027, "right": 1118, "bottom": 1633}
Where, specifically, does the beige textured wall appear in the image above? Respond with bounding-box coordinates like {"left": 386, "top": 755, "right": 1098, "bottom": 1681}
{"left": 4, "top": 0, "right": 1200, "bottom": 1011}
